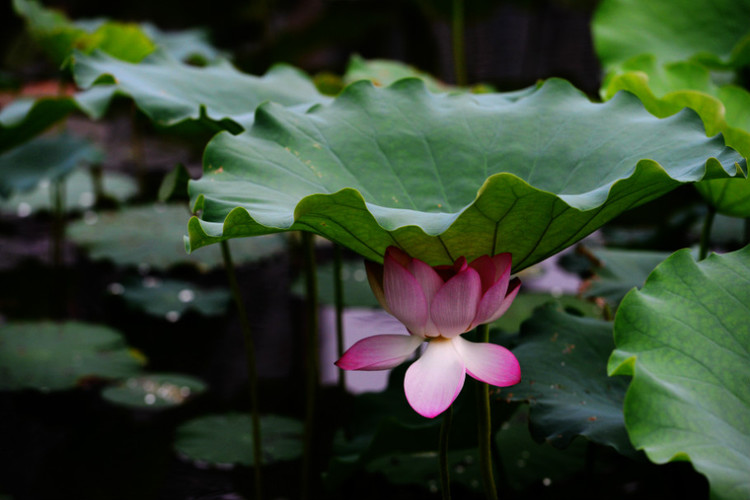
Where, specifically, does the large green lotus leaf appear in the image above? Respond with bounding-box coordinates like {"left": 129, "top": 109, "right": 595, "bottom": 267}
{"left": 0, "top": 97, "right": 78, "bottom": 153}
{"left": 609, "top": 246, "right": 750, "bottom": 500}
{"left": 0, "top": 321, "right": 144, "bottom": 391}
{"left": 187, "top": 78, "right": 745, "bottom": 269}
{"left": 138, "top": 22, "right": 225, "bottom": 64}
{"left": 583, "top": 247, "right": 672, "bottom": 307}
{"left": 101, "top": 373, "right": 207, "bottom": 409}
{"left": 0, "top": 134, "right": 102, "bottom": 199}
{"left": 13, "top": 0, "right": 155, "bottom": 65}
{"left": 593, "top": 0, "right": 750, "bottom": 69}
{"left": 509, "top": 304, "right": 634, "bottom": 455}
{"left": 72, "top": 49, "right": 329, "bottom": 130}
{"left": 175, "top": 413, "right": 303, "bottom": 466}
{"left": 68, "top": 203, "right": 285, "bottom": 271}
{"left": 602, "top": 56, "right": 750, "bottom": 217}
{"left": 0, "top": 168, "right": 136, "bottom": 216}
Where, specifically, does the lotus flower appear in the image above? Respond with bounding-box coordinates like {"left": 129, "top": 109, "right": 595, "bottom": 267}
{"left": 336, "top": 246, "right": 521, "bottom": 418}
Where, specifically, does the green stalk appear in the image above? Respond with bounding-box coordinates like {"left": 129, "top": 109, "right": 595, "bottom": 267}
{"left": 699, "top": 206, "right": 716, "bottom": 261}
{"left": 452, "top": 0, "right": 468, "bottom": 86}
{"left": 333, "top": 244, "right": 346, "bottom": 391}
{"left": 220, "top": 240, "right": 263, "bottom": 500}
{"left": 439, "top": 405, "right": 453, "bottom": 500}
{"left": 476, "top": 323, "right": 498, "bottom": 500}
{"left": 301, "top": 232, "right": 320, "bottom": 499}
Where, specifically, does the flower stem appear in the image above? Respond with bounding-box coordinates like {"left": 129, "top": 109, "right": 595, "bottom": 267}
{"left": 476, "top": 323, "right": 498, "bottom": 500}
{"left": 220, "top": 240, "right": 262, "bottom": 500}
{"left": 439, "top": 405, "right": 453, "bottom": 500}
{"left": 333, "top": 244, "right": 346, "bottom": 391}
{"left": 301, "top": 232, "right": 320, "bottom": 499}
{"left": 699, "top": 205, "right": 716, "bottom": 261}
{"left": 452, "top": 0, "right": 467, "bottom": 86}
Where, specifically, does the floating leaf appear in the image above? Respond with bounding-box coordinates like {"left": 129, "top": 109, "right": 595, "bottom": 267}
{"left": 344, "top": 55, "right": 450, "bottom": 92}
{"left": 0, "top": 134, "right": 102, "bottom": 199}
{"left": 0, "top": 97, "right": 78, "bottom": 153}
{"left": 491, "top": 293, "right": 600, "bottom": 333}
{"left": 583, "top": 247, "right": 672, "bottom": 307}
{"left": 72, "top": 49, "right": 329, "bottom": 130}
{"left": 175, "top": 413, "right": 303, "bottom": 466}
{"left": 13, "top": 0, "right": 155, "bottom": 65}
{"left": 593, "top": 0, "right": 750, "bottom": 69}
{"left": 187, "top": 78, "right": 744, "bottom": 269}
{"left": 496, "top": 406, "right": 587, "bottom": 491}
{"left": 0, "top": 321, "right": 144, "bottom": 391}
{"left": 68, "top": 203, "right": 285, "bottom": 271}
{"left": 0, "top": 168, "right": 135, "bottom": 216}
{"left": 601, "top": 56, "right": 750, "bottom": 217}
{"left": 101, "top": 373, "right": 207, "bottom": 409}
{"left": 510, "top": 304, "right": 634, "bottom": 455}
{"left": 112, "top": 276, "right": 230, "bottom": 319}
{"left": 610, "top": 246, "right": 750, "bottom": 500}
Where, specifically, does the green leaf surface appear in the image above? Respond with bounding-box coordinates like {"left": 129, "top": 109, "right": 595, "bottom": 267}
{"left": 510, "top": 304, "right": 634, "bottom": 455}
{"left": 0, "top": 97, "right": 78, "bottom": 153}
{"left": 72, "top": 49, "right": 329, "bottom": 129}
{"left": 0, "top": 321, "right": 144, "bottom": 391}
{"left": 609, "top": 246, "right": 750, "bottom": 500}
{"left": 0, "top": 168, "right": 135, "bottom": 216}
{"left": 344, "top": 55, "right": 451, "bottom": 92}
{"left": 491, "top": 293, "right": 600, "bottom": 333}
{"left": 495, "top": 406, "right": 587, "bottom": 491}
{"left": 112, "top": 276, "right": 230, "bottom": 319}
{"left": 13, "top": 0, "right": 155, "bottom": 65}
{"left": 187, "top": 78, "right": 744, "bottom": 269}
{"left": 593, "top": 0, "right": 750, "bottom": 69}
{"left": 101, "top": 373, "right": 207, "bottom": 409}
{"left": 583, "top": 247, "right": 671, "bottom": 307}
{"left": 138, "top": 22, "right": 224, "bottom": 64}
{"left": 0, "top": 134, "right": 103, "bottom": 199}
{"left": 174, "top": 413, "right": 303, "bottom": 466}
{"left": 68, "top": 203, "right": 285, "bottom": 271}
{"left": 601, "top": 56, "right": 750, "bottom": 216}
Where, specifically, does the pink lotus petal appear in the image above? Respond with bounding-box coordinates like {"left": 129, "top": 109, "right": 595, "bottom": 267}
{"left": 365, "top": 260, "right": 390, "bottom": 314}
{"left": 491, "top": 253, "right": 512, "bottom": 277}
{"left": 404, "top": 339, "right": 465, "bottom": 418}
{"left": 452, "top": 336, "right": 521, "bottom": 387}
{"left": 335, "top": 334, "right": 424, "bottom": 371}
{"left": 469, "top": 255, "right": 496, "bottom": 292}
{"left": 386, "top": 246, "right": 412, "bottom": 268}
{"left": 470, "top": 266, "right": 512, "bottom": 327}
{"left": 384, "top": 255, "right": 428, "bottom": 336}
{"left": 430, "top": 266, "right": 482, "bottom": 338}
{"left": 482, "top": 277, "right": 521, "bottom": 324}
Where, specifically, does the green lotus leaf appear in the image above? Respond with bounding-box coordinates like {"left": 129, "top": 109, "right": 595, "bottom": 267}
{"left": 0, "top": 97, "right": 78, "bottom": 153}
{"left": 344, "top": 55, "right": 451, "bottom": 92}
{"left": 174, "top": 413, "right": 303, "bottom": 466}
{"left": 510, "top": 304, "right": 634, "bottom": 455}
{"left": 602, "top": 56, "right": 750, "bottom": 217}
{"left": 137, "top": 22, "right": 225, "bottom": 64}
{"left": 0, "top": 134, "right": 102, "bottom": 199}
{"left": 71, "top": 49, "right": 329, "bottom": 130}
{"left": 583, "top": 247, "right": 672, "bottom": 307}
{"left": 13, "top": 0, "right": 155, "bottom": 65}
{"left": 609, "top": 246, "right": 750, "bottom": 500}
{"left": 101, "top": 373, "right": 207, "bottom": 409}
{"left": 0, "top": 321, "right": 144, "bottom": 391}
{"left": 187, "top": 78, "right": 745, "bottom": 269}
{"left": 112, "top": 276, "right": 230, "bottom": 319}
{"left": 593, "top": 0, "right": 750, "bottom": 69}
{"left": 68, "top": 203, "right": 285, "bottom": 271}
{"left": 0, "top": 168, "right": 136, "bottom": 216}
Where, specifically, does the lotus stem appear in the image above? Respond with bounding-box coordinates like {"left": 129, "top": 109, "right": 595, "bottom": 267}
{"left": 220, "top": 240, "right": 263, "bottom": 500}
{"left": 301, "top": 232, "right": 320, "bottom": 499}
{"left": 476, "top": 323, "right": 498, "bottom": 500}
{"left": 699, "top": 205, "right": 716, "bottom": 261}
{"left": 439, "top": 405, "right": 453, "bottom": 500}
{"left": 333, "top": 244, "right": 346, "bottom": 391}
{"left": 452, "top": 0, "right": 468, "bottom": 86}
